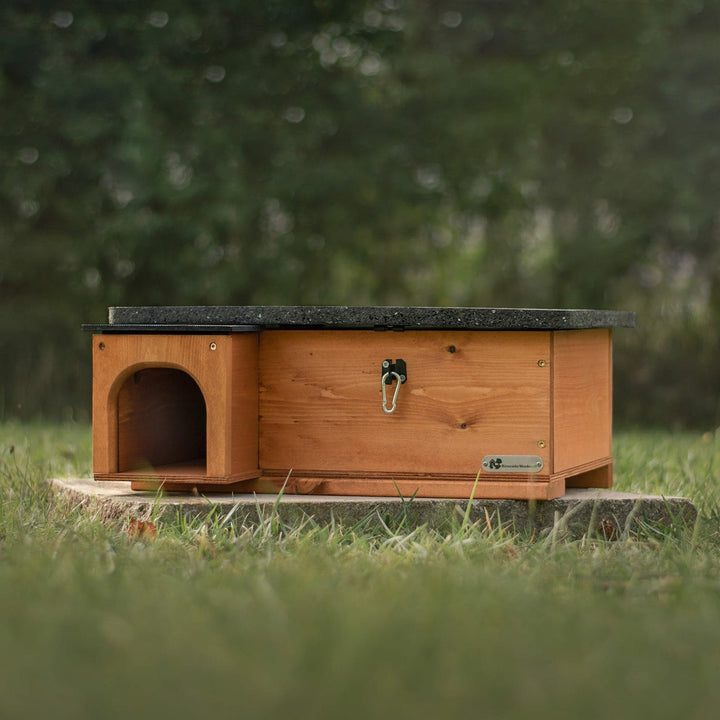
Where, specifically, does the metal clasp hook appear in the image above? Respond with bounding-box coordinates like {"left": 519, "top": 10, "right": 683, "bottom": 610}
{"left": 382, "top": 371, "right": 402, "bottom": 414}
{"left": 381, "top": 359, "right": 407, "bottom": 414}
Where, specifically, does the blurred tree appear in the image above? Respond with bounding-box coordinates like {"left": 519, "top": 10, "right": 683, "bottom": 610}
{"left": 1, "top": 0, "right": 719, "bottom": 426}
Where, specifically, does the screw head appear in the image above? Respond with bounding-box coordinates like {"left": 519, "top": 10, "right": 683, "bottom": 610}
{"left": 537, "top": 359, "right": 546, "bottom": 367}
{"left": 209, "top": 342, "right": 217, "bottom": 351}
{"left": 382, "top": 360, "right": 390, "bottom": 368}
{"left": 98, "top": 342, "right": 105, "bottom": 351}
{"left": 538, "top": 440, "right": 546, "bottom": 448}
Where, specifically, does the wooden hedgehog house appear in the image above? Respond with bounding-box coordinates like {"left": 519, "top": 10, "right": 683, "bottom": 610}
{"left": 84, "top": 306, "right": 636, "bottom": 500}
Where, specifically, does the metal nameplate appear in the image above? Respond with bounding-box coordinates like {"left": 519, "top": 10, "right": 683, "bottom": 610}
{"left": 481, "top": 455, "right": 544, "bottom": 473}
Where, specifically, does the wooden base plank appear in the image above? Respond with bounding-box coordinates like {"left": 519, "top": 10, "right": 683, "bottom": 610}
{"left": 96, "top": 459, "right": 612, "bottom": 499}
{"left": 260, "top": 468, "right": 553, "bottom": 484}
{"left": 95, "top": 462, "right": 259, "bottom": 489}
{"left": 246, "top": 475, "right": 566, "bottom": 500}
{"left": 122, "top": 475, "right": 565, "bottom": 500}
{"left": 129, "top": 478, "right": 257, "bottom": 493}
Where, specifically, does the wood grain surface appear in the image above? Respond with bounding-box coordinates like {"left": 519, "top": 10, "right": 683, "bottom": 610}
{"left": 552, "top": 329, "right": 612, "bottom": 474}
{"left": 258, "top": 330, "right": 551, "bottom": 476}
{"left": 92, "top": 327, "right": 615, "bottom": 497}
{"left": 92, "top": 333, "right": 259, "bottom": 483}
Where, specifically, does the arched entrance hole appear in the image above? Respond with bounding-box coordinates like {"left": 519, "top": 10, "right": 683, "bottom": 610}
{"left": 117, "top": 368, "right": 207, "bottom": 474}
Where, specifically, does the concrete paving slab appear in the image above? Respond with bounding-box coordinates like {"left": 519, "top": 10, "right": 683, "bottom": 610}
{"left": 50, "top": 476, "right": 697, "bottom": 539}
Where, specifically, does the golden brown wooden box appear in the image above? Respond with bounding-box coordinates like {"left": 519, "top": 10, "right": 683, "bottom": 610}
{"left": 86, "top": 306, "right": 635, "bottom": 500}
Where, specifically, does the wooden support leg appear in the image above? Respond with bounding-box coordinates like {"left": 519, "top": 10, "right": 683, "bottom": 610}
{"left": 565, "top": 462, "right": 613, "bottom": 489}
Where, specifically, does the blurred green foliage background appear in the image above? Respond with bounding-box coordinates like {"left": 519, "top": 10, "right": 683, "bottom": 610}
{"left": 1, "top": 0, "right": 719, "bottom": 427}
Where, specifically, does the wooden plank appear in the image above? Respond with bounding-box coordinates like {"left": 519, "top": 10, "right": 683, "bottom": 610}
{"left": 258, "top": 330, "right": 551, "bottom": 477}
{"left": 260, "top": 468, "right": 550, "bottom": 483}
{"left": 243, "top": 475, "right": 565, "bottom": 500}
{"left": 129, "top": 478, "right": 256, "bottom": 492}
{"left": 113, "top": 466, "right": 257, "bottom": 484}
{"left": 100, "top": 460, "right": 258, "bottom": 484}
{"left": 230, "top": 333, "right": 260, "bottom": 476}
{"left": 551, "top": 329, "right": 612, "bottom": 474}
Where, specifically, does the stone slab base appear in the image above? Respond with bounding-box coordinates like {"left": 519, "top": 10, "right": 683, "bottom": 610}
{"left": 49, "top": 477, "right": 697, "bottom": 539}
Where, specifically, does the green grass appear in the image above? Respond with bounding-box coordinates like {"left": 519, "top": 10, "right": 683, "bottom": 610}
{"left": 1, "top": 422, "right": 720, "bottom": 719}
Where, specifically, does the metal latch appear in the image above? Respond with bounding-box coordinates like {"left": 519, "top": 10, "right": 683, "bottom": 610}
{"left": 381, "top": 359, "right": 407, "bottom": 414}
